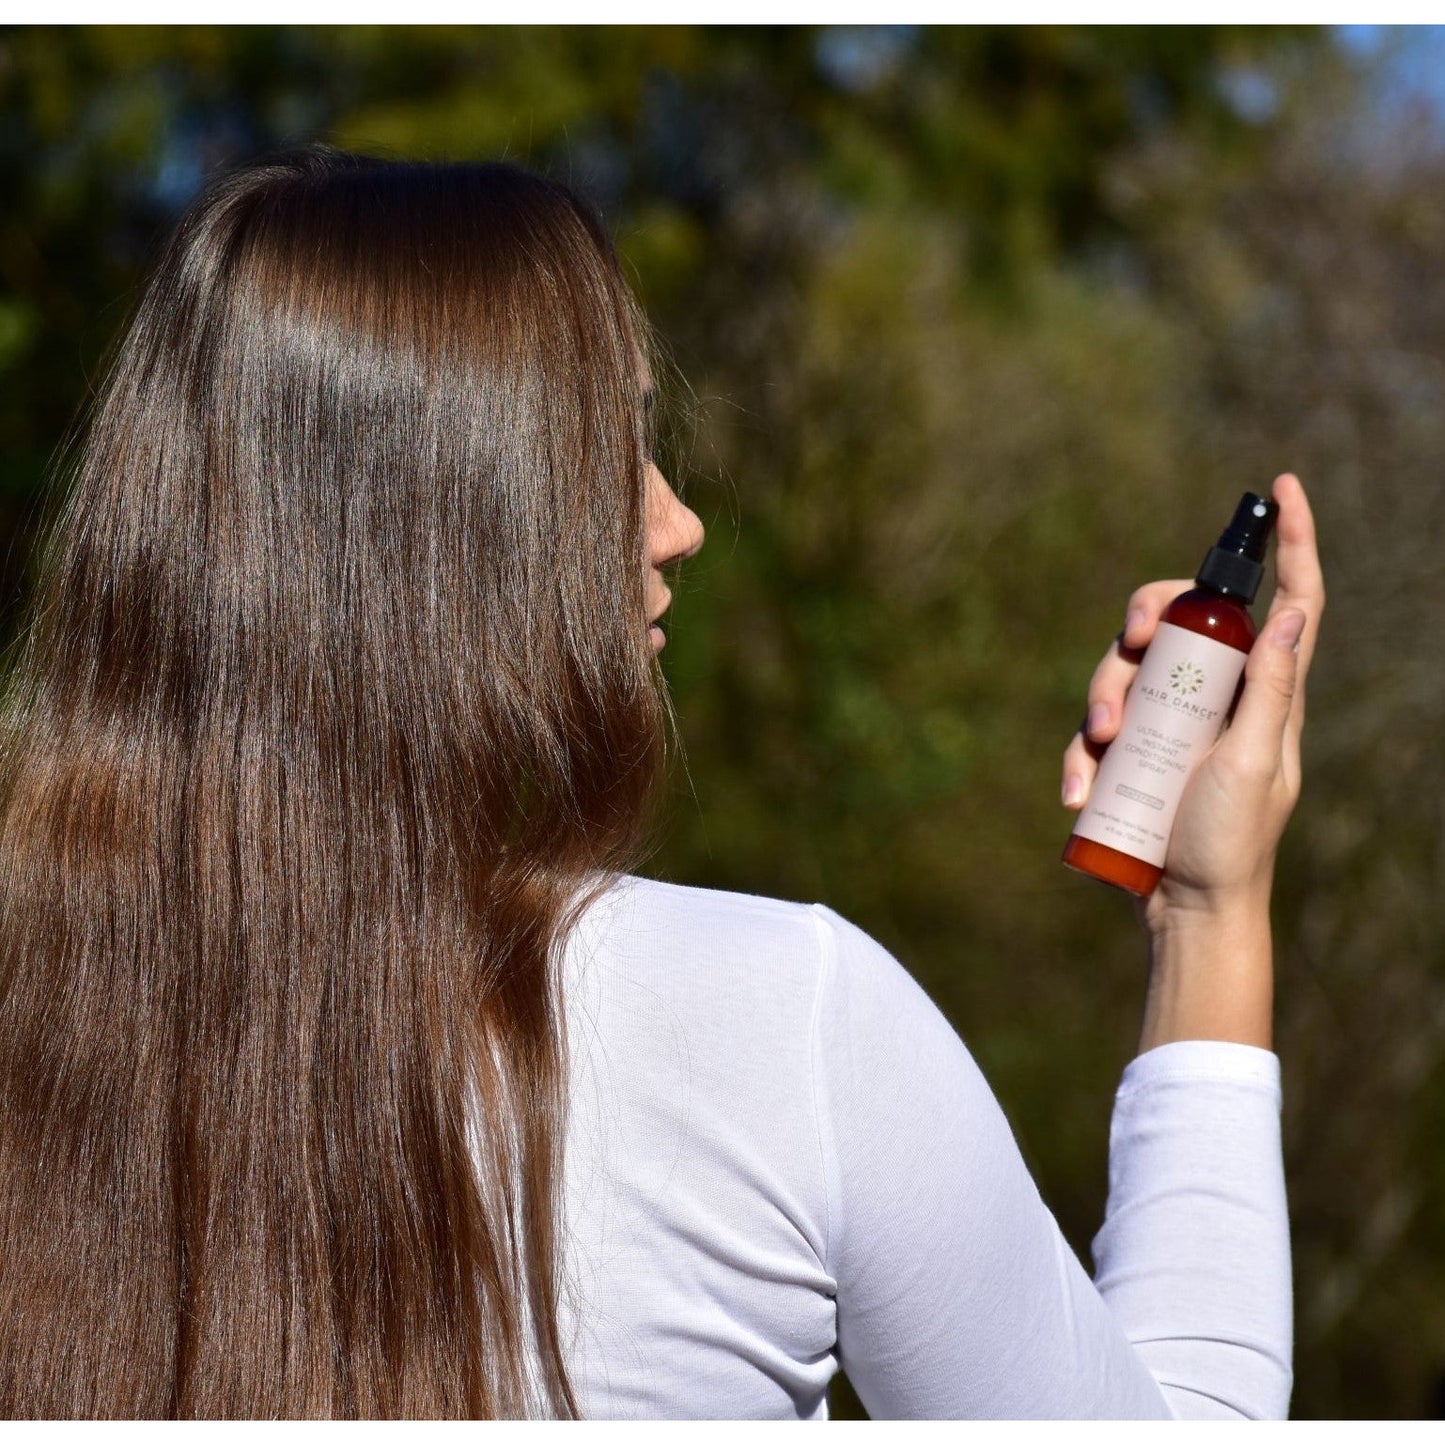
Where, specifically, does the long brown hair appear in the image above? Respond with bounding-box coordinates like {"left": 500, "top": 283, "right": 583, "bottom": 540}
{"left": 0, "top": 144, "right": 672, "bottom": 1418}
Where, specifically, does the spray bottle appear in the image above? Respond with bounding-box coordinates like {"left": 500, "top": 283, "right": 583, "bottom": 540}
{"left": 1062, "top": 493, "right": 1280, "bottom": 896}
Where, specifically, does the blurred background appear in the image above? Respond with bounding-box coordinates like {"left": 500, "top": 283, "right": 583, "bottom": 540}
{"left": 2, "top": 23, "right": 1441, "bottom": 1420}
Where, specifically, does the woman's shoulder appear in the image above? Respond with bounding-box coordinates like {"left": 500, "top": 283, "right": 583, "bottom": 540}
{"left": 560, "top": 875, "right": 843, "bottom": 1188}
{"left": 596, "top": 871, "right": 821, "bottom": 930}
{"left": 574, "top": 872, "right": 828, "bottom": 986}
{"left": 569, "top": 872, "right": 926, "bottom": 1024}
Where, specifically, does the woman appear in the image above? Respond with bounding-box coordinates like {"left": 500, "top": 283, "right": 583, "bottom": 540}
{"left": 0, "top": 145, "right": 1321, "bottom": 1419}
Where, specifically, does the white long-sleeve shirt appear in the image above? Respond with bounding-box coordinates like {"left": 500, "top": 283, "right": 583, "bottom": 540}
{"left": 546, "top": 872, "right": 1293, "bottom": 1419}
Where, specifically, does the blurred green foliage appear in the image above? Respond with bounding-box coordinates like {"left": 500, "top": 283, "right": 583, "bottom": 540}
{"left": 2, "top": 23, "right": 1442, "bottom": 1420}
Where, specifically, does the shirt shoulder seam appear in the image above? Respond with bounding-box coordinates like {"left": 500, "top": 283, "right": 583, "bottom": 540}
{"left": 805, "top": 901, "right": 841, "bottom": 1277}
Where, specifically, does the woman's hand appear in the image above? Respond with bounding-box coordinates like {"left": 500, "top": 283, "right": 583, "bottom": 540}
{"left": 1061, "top": 473, "right": 1325, "bottom": 934}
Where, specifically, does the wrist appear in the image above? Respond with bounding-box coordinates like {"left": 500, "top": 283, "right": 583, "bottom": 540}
{"left": 1143, "top": 876, "right": 1274, "bottom": 940}
{"left": 1138, "top": 896, "right": 1274, "bottom": 1054}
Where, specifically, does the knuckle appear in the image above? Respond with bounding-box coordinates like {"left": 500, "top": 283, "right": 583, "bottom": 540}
{"left": 1251, "top": 651, "right": 1298, "bottom": 700}
{"left": 1265, "top": 667, "right": 1297, "bottom": 703}
{"left": 1217, "top": 744, "right": 1279, "bottom": 788}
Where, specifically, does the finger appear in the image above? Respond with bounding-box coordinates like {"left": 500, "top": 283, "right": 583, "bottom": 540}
{"left": 1220, "top": 607, "right": 1307, "bottom": 777}
{"left": 1120, "top": 578, "right": 1198, "bottom": 651}
{"left": 1264, "top": 474, "right": 1325, "bottom": 736}
{"left": 1063, "top": 576, "right": 1194, "bottom": 806}
{"left": 1061, "top": 727, "right": 1104, "bottom": 809}
{"left": 1266, "top": 473, "right": 1324, "bottom": 630}
{"left": 1082, "top": 578, "right": 1195, "bottom": 747}
{"left": 1082, "top": 638, "right": 1142, "bottom": 750}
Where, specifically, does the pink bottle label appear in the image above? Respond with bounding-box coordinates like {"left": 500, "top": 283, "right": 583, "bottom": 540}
{"left": 1070, "top": 621, "right": 1249, "bottom": 869}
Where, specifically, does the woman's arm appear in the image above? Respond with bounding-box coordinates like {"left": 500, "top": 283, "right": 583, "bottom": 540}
{"left": 1089, "top": 1036, "right": 1291, "bottom": 1418}
{"left": 809, "top": 904, "right": 1291, "bottom": 1419}
{"left": 811, "top": 475, "right": 1318, "bottom": 1418}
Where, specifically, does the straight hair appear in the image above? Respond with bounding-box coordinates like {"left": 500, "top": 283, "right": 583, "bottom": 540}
{"left": 0, "top": 144, "right": 672, "bottom": 1417}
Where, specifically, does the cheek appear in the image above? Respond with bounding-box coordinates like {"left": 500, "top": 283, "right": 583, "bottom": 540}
{"left": 642, "top": 465, "right": 667, "bottom": 547}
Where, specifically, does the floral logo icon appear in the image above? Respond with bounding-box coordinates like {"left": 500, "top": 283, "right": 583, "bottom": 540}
{"left": 1169, "top": 660, "right": 1205, "bottom": 696}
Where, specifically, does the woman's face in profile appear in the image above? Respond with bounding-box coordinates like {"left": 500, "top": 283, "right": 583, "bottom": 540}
{"left": 644, "top": 456, "right": 704, "bottom": 653}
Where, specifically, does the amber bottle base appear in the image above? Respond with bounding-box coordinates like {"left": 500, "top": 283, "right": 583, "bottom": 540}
{"left": 1061, "top": 834, "right": 1163, "bottom": 898}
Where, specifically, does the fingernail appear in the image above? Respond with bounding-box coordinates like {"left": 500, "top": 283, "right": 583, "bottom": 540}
{"left": 1273, "top": 610, "right": 1306, "bottom": 652}
{"left": 1087, "top": 702, "right": 1109, "bottom": 737}
{"left": 1124, "top": 608, "right": 1145, "bottom": 640}
{"left": 1063, "top": 774, "right": 1085, "bottom": 807}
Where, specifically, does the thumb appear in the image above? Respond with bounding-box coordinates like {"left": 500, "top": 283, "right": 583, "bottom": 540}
{"left": 1224, "top": 609, "right": 1307, "bottom": 771}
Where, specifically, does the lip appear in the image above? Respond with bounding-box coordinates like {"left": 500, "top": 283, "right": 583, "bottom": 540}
{"left": 648, "top": 586, "right": 671, "bottom": 650}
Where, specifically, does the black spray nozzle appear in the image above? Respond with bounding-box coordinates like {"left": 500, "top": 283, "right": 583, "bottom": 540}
{"left": 1195, "top": 492, "right": 1279, "bottom": 603}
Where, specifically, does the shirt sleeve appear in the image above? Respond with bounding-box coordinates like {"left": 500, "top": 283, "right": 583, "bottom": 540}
{"left": 806, "top": 901, "right": 1293, "bottom": 1421}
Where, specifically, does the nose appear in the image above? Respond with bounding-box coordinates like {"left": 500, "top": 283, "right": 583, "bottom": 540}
{"left": 649, "top": 464, "right": 705, "bottom": 569}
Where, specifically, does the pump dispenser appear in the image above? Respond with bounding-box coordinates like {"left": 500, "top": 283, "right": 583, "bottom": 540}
{"left": 1196, "top": 493, "right": 1278, "bottom": 601}
{"left": 1062, "top": 493, "right": 1280, "bottom": 897}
